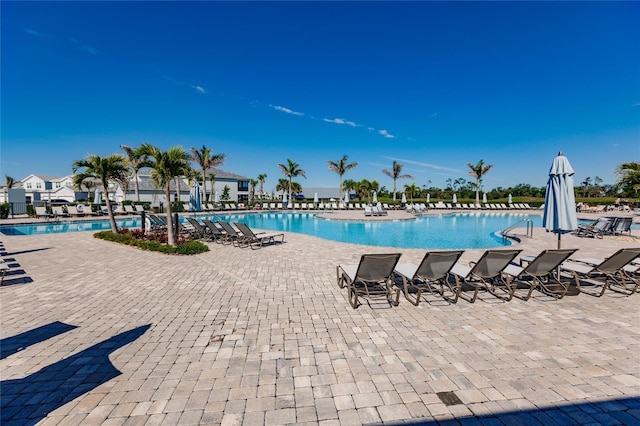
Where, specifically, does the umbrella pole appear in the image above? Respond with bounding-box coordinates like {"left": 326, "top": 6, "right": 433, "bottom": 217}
{"left": 557, "top": 233, "right": 561, "bottom": 250}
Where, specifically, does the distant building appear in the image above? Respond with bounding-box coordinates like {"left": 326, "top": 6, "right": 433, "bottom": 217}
{"left": 3, "top": 167, "right": 250, "bottom": 205}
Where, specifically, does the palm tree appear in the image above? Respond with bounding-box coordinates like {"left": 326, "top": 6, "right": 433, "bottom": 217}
{"left": 327, "top": 155, "right": 358, "bottom": 198}
{"left": 249, "top": 178, "right": 259, "bottom": 202}
{"left": 467, "top": 159, "right": 494, "bottom": 205}
{"left": 404, "top": 183, "right": 420, "bottom": 204}
{"left": 190, "top": 145, "right": 226, "bottom": 202}
{"left": 277, "top": 159, "right": 306, "bottom": 204}
{"left": 208, "top": 172, "right": 216, "bottom": 202}
{"left": 72, "top": 154, "right": 128, "bottom": 233}
{"left": 342, "top": 179, "right": 358, "bottom": 198}
{"left": 257, "top": 173, "right": 267, "bottom": 198}
{"left": 4, "top": 175, "right": 15, "bottom": 201}
{"left": 616, "top": 162, "right": 640, "bottom": 196}
{"left": 137, "top": 144, "right": 191, "bottom": 245}
{"left": 275, "top": 178, "right": 301, "bottom": 195}
{"left": 121, "top": 144, "right": 145, "bottom": 202}
{"left": 382, "top": 161, "right": 413, "bottom": 201}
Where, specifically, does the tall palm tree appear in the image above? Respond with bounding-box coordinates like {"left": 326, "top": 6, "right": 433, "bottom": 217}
{"left": 257, "top": 173, "right": 267, "bottom": 198}
{"left": 208, "top": 172, "right": 216, "bottom": 202}
{"left": 121, "top": 144, "right": 144, "bottom": 202}
{"left": 467, "top": 159, "right": 494, "bottom": 205}
{"left": 277, "top": 159, "right": 306, "bottom": 204}
{"left": 327, "top": 155, "right": 358, "bottom": 198}
{"left": 190, "top": 145, "right": 226, "bottom": 202}
{"left": 616, "top": 162, "right": 640, "bottom": 195}
{"left": 72, "top": 154, "right": 128, "bottom": 233}
{"left": 4, "top": 175, "right": 15, "bottom": 201}
{"left": 137, "top": 144, "right": 191, "bottom": 245}
{"left": 249, "top": 178, "right": 259, "bottom": 202}
{"left": 382, "top": 161, "right": 414, "bottom": 201}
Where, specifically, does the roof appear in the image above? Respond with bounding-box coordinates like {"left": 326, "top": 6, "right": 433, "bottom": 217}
{"left": 298, "top": 187, "right": 342, "bottom": 199}
{"left": 204, "top": 167, "right": 250, "bottom": 181}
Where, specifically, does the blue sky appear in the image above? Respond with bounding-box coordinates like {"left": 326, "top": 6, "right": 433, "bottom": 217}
{"left": 2, "top": 1, "right": 639, "bottom": 193}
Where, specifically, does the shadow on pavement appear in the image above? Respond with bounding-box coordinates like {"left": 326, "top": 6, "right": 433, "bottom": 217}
{"left": 0, "top": 321, "right": 78, "bottom": 360}
{"left": 1, "top": 324, "right": 151, "bottom": 425}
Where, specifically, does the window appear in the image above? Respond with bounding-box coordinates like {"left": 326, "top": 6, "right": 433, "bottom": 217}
{"left": 36, "top": 182, "right": 42, "bottom": 189}
{"left": 238, "top": 194, "right": 249, "bottom": 202}
{"left": 26, "top": 183, "right": 32, "bottom": 189}
{"left": 238, "top": 180, "right": 249, "bottom": 192}
{"left": 55, "top": 182, "right": 61, "bottom": 188}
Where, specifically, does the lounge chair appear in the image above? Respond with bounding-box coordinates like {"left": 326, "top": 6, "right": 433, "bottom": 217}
{"left": 561, "top": 248, "right": 640, "bottom": 296}
{"left": 0, "top": 260, "right": 10, "bottom": 285}
{"left": 394, "top": 250, "right": 465, "bottom": 306}
{"left": 574, "top": 217, "right": 613, "bottom": 239}
{"left": 503, "top": 249, "right": 578, "bottom": 301}
{"left": 449, "top": 249, "right": 522, "bottom": 303}
{"left": 337, "top": 253, "right": 402, "bottom": 308}
{"left": 34, "top": 206, "right": 51, "bottom": 220}
{"left": 51, "top": 206, "right": 69, "bottom": 217}
{"left": 124, "top": 205, "right": 136, "bottom": 214}
{"left": 185, "top": 217, "right": 211, "bottom": 240}
{"left": 80, "top": 204, "right": 98, "bottom": 216}
{"left": 364, "top": 205, "right": 373, "bottom": 217}
{"left": 609, "top": 217, "right": 633, "bottom": 236}
{"left": 66, "top": 205, "right": 83, "bottom": 217}
{"left": 217, "top": 221, "right": 243, "bottom": 245}
{"left": 201, "top": 219, "right": 227, "bottom": 243}
{"left": 234, "top": 222, "right": 284, "bottom": 249}
{"left": 134, "top": 205, "right": 145, "bottom": 213}
{"left": 147, "top": 214, "right": 167, "bottom": 230}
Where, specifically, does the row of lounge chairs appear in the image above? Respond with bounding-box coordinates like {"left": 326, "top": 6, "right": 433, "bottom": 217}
{"left": 35, "top": 204, "right": 149, "bottom": 219}
{"left": 183, "top": 217, "right": 284, "bottom": 249}
{"left": 415, "top": 202, "right": 534, "bottom": 211}
{"left": 337, "top": 247, "right": 640, "bottom": 308}
{"left": 573, "top": 216, "right": 634, "bottom": 238}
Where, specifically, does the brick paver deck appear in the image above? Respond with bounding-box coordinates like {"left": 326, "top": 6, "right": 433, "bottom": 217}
{"left": 1, "top": 211, "right": 639, "bottom": 425}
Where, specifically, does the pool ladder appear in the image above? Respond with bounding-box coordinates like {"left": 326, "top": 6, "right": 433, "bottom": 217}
{"left": 500, "top": 218, "right": 533, "bottom": 241}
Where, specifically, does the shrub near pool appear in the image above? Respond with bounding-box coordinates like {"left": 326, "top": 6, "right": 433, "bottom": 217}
{"left": 94, "top": 230, "right": 209, "bottom": 255}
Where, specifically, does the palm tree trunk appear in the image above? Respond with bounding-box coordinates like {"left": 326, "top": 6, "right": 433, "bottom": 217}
{"left": 104, "top": 196, "right": 119, "bottom": 234}
{"left": 475, "top": 179, "right": 480, "bottom": 205}
{"left": 393, "top": 180, "right": 397, "bottom": 201}
{"left": 134, "top": 173, "right": 140, "bottom": 202}
{"left": 165, "top": 187, "right": 175, "bottom": 245}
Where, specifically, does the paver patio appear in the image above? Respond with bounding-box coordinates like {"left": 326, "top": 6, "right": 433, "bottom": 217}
{"left": 1, "top": 211, "right": 639, "bottom": 425}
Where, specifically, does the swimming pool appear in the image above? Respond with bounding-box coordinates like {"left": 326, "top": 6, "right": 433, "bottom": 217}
{"left": 0, "top": 212, "right": 539, "bottom": 249}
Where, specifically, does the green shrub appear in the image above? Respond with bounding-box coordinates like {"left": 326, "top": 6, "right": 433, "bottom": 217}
{"left": 0, "top": 203, "right": 10, "bottom": 219}
{"left": 94, "top": 230, "right": 209, "bottom": 255}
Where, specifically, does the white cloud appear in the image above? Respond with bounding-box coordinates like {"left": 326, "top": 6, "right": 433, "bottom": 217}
{"left": 382, "top": 156, "right": 463, "bottom": 173}
{"left": 191, "top": 85, "right": 207, "bottom": 94}
{"left": 69, "top": 37, "right": 97, "bottom": 54}
{"left": 632, "top": 102, "right": 640, "bottom": 107}
{"left": 270, "top": 105, "right": 304, "bottom": 116}
{"left": 378, "top": 129, "right": 396, "bottom": 139}
{"left": 24, "top": 29, "right": 49, "bottom": 37}
{"left": 323, "top": 118, "right": 358, "bottom": 127}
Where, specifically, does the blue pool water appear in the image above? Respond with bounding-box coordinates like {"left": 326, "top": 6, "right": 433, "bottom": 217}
{"left": 0, "top": 212, "right": 541, "bottom": 249}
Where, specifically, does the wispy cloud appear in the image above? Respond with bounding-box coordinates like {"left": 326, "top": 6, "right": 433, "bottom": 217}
{"left": 24, "top": 28, "right": 49, "bottom": 38}
{"left": 190, "top": 85, "right": 207, "bottom": 94}
{"left": 323, "top": 117, "right": 358, "bottom": 127}
{"left": 378, "top": 129, "right": 396, "bottom": 139}
{"left": 270, "top": 105, "right": 304, "bottom": 116}
{"left": 159, "top": 73, "right": 208, "bottom": 94}
{"left": 69, "top": 37, "right": 97, "bottom": 54}
{"left": 632, "top": 102, "right": 640, "bottom": 107}
{"left": 383, "top": 156, "right": 463, "bottom": 173}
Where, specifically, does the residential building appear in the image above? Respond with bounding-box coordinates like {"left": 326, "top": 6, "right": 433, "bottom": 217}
{"left": 3, "top": 168, "right": 250, "bottom": 205}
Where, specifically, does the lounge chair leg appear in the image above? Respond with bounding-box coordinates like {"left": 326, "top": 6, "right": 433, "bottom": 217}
{"left": 403, "top": 278, "right": 422, "bottom": 306}
{"left": 337, "top": 267, "right": 345, "bottom": 288}
{"left": 348, "top": 285, "right": 359, "bottom": 308}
